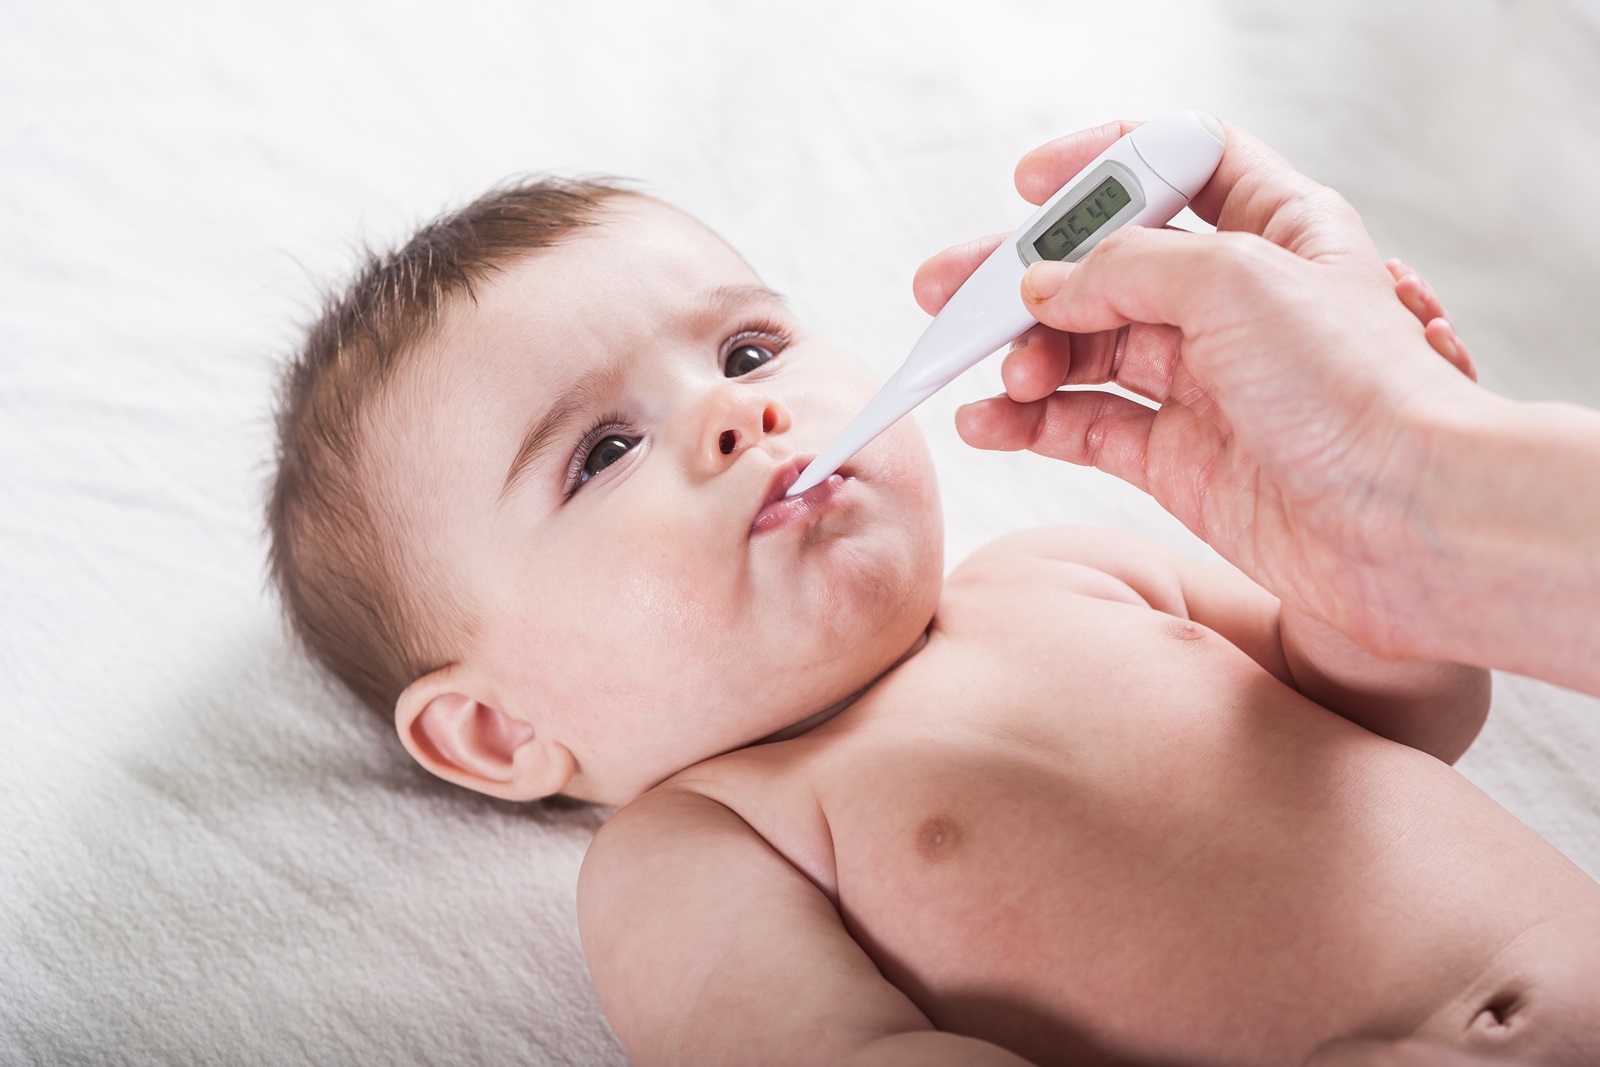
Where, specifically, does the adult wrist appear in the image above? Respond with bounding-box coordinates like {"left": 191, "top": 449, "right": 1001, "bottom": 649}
{"left": 1397, "top": 387, "right": 1600, "bottom": 692}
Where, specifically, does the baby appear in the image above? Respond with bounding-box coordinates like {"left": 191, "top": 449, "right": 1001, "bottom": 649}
{"left": 268, "top": 178, "right": 1600, "bottom": 1066}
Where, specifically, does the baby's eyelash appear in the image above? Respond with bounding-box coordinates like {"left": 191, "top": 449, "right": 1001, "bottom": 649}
{"left": 723, "top": 318, "right": 793, "bottom": 358}
{"left": 563, "top": 411, "right": 634, "bottom": 499}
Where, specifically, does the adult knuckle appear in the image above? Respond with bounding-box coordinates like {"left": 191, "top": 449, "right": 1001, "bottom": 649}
{"left": 1075, "top": 393, "right": 1115, "bottom": 464}
{"left": 1207, "top": 231, "right": 1293, "bottom": 301}
{"left": 1094, "top": 224, "right": 1147, "bottom": 257}
{"left": 1263, "top": 182, "right": 1358, "bottom": 244}
{"left": 1082, "top": 225, "right": 1153, "bottom": 277}
{"left": 1303, "top": 184, "right": 1360, "bottom": 227}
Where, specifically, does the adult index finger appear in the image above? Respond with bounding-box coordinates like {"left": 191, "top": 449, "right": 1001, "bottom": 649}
{"left": 1021, "top": 224, "right": 1300, "bottom": 339}
{"left": 914, "top": 221, "right": 1188, "bottom": 317}
{"left": 1013, "top": 120, "right": 1141, "bottom": 206}
{"left": 912, "top": 232, "right": 1010, "bottom": 315}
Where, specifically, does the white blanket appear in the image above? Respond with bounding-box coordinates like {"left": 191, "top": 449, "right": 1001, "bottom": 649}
{"left": 4, "top": 1, "right": 1598, "bottom": 1063}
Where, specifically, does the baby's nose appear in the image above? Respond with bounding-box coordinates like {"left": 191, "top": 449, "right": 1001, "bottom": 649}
{"left": 698, "top": 391, "right": 789, "bottom": 470}
{"left": 717, "top": 408, "right": 776, "bottom": 456}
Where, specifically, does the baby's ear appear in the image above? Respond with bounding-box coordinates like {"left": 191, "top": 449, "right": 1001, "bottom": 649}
{"left": 394, "top": 666, "right": 574, "bottom": 801}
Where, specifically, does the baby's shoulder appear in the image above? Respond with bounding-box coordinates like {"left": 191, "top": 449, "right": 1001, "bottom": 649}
{"left": 624, "top": 747, "right": 840, "bottom": 900}
{"left": 945, "top": 525, "right": 1188, "bottom": 616}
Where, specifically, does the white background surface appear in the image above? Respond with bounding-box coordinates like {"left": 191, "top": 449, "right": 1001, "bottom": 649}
{"left": 3, "top": 2, "right": 1598, "bottom": 1063}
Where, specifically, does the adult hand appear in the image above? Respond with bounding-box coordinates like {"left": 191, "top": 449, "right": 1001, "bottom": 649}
{"left": 914, "top": 119, "right": 1497, "bottom": 660}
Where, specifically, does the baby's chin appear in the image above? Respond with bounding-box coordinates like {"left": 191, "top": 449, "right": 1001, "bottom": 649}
{"left": 752, "top": 621, "right": 933, "bottom": 746}
{"left": 764, "top": 585, "right": 934, "bottom": 708}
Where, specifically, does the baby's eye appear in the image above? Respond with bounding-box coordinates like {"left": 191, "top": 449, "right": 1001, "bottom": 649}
{"left": 724, "top": 342, "right": 776, "bottom": 378}
{"left": 579, "top": 434, "right": 636, "bottom": 483}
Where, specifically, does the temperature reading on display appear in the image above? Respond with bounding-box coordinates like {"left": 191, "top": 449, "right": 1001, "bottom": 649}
{"left": 1032, "top": 176, "right": 1133, "bottom": 261}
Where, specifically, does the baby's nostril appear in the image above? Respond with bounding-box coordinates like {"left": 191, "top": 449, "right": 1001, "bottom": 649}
{"left": 762, "top": 407, "right": 776, "bottom": 433}
{"left": 719, "top": 430, "right": 736, "bottom": 456}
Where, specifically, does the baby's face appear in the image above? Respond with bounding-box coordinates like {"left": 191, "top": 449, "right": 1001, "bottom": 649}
{"left": 390, "top": 197, "right": 942, "bottom": 804}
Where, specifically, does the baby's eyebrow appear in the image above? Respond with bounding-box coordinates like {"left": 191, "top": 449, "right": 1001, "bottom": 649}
{"left": 677, "top": 283, "right": 788, "bottom": 333}
{"left": 500, "top": 358, "right": 628, "bottom": 501}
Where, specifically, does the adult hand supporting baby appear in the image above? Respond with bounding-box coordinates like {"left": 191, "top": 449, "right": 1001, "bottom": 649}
{"left": 915, "top": 119, "right": 1600, "bottom": 697}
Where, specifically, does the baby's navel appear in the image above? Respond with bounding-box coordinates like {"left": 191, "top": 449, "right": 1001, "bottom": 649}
{"left": 916, "top": 814, "right": 963, "bottom": 861}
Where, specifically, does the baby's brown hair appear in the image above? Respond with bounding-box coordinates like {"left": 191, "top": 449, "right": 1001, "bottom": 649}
{"left": 267, "top": 177, "right": 631, "bottom": 716}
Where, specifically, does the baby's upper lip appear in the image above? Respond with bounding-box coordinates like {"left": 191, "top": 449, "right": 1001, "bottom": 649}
{"left": 756, "top": 456, "right": 813, "bottom": 519}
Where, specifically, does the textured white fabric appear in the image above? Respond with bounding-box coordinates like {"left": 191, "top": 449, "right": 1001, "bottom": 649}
{"left": 3, "top": 2, "right": 1597, "bottom": 1063}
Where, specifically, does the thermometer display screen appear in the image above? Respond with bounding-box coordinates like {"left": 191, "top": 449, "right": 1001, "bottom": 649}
{"left": 1032, "top": 176, "right": 1133, "bottom": 261}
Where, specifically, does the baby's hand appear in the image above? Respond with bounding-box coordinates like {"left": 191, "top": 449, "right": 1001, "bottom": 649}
{"left": 1386, "top": 258, "right": 1477, "bottom": 381}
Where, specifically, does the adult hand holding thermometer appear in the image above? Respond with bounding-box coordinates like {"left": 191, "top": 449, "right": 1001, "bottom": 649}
{"left": 785, "top": 110, "right": 1226, "bottom": 499}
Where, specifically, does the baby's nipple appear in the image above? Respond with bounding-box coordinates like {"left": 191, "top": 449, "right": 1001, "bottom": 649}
{"left": 915, "top": 814, "right": 963, "bottom": 862}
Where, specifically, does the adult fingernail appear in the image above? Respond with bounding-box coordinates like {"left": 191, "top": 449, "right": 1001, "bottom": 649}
{"left": 1023, "top": 262, "right": 1071, "bottom": 303}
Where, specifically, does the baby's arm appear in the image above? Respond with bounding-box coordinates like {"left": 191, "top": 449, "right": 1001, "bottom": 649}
{"left": 987, "top": 527, "right": 1490, "bottom": 764}
{"left": 578, "top": 787, "right": 1035, "bottom": 1067}
{"left": 1256, "top": 592, "right": 1489, "bottom": 767}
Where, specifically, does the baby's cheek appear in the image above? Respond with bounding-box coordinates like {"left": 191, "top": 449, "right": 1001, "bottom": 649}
{"left": 880, "top": 420, "right": 943, "bottom": 542}
{"left": 612, "top": 567, "right": 726, "bottom": 640}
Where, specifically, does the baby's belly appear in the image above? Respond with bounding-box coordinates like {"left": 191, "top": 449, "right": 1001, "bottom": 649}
{"left": 811, "top": 647, "right": 1600, "bottom": 1065}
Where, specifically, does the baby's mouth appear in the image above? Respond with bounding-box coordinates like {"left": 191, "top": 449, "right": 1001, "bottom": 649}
{"left": 751, "top": 457, "right": 850, "bottom": 535}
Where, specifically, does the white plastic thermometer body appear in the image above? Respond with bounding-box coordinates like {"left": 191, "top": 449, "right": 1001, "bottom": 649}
{"left": 785, "top": 110, "right": 1226, "bottom": 498}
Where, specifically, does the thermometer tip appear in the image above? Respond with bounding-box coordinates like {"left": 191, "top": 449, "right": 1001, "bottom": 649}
{"left": 785, "top": 463, "right": 828, "bottom": 499}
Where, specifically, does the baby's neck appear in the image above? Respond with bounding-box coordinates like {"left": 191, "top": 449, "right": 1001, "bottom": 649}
{"left": 755, "top": 628, "right": 930, "bottom": 745}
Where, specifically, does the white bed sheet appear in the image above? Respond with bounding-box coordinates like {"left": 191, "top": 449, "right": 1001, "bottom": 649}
{"left": 3, "top": 1, "right": 1598, "bottom": 1063}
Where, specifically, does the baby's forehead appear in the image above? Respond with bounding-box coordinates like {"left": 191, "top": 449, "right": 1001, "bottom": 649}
{"left": 385, "top": 198, "right": 774, "bottom": 457}
{"left": 539, "top": 195, "right": 758, "bottom": 294}
{"left": 430, "top": 209, "right": 766, "bottom": 371}
{"left": 468, "top": 200, "right": 751, "bottom": 324}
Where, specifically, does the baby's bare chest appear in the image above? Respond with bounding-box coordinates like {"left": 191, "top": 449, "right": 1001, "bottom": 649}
{"left": 811, "top": 728, "right": 1571, "bottom": 1065}
{"left": 710, "top": 592, "right": 1569, "bottom": 1063}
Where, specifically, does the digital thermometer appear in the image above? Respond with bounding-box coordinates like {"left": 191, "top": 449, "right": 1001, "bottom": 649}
{"left": 785, "top": 110, "right": 1226, "bottom": 498}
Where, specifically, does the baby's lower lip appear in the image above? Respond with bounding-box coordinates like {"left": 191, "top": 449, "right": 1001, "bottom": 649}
{"left": 751, "top": 474, "right": 849, "bottom": 535}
